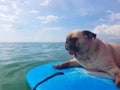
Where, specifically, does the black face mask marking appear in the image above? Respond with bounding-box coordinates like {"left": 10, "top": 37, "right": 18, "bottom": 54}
{"left": 65, "top": 37, "right": 79, "bottom": 52}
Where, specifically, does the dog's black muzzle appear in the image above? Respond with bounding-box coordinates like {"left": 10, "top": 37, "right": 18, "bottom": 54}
{"left": 65, "top": 37, "right": 79, "bottom": 52}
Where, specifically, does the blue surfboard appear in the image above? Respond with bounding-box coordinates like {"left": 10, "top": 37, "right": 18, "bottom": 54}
{"left": 26, "top": 62, "right": 119, "bottom": 90}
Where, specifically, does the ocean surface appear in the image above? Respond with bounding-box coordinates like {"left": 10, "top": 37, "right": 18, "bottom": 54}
{"left": 0, "top": 42, "right": 72, "bottom": 90}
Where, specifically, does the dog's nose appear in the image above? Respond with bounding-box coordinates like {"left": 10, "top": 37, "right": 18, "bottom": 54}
{"left": 65, "top": 44, "right": 69, "bottom": 50}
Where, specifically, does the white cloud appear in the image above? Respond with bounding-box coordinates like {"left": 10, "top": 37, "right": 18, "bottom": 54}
{"left": 0, "top": 0, "right": 23, "bottom": 33}
{"left": 41, "top": 27, "right": 63, "bottom": 32}
{"left": 0, "top": 1, "right": 22, "bottom": 24}
{"left": 109, "top": 12, "right": 120, "bottom": 21}
{"left": 11, "top": 1, "right": 22, "bottom": 15}
{"left": 40, "top": 0, "right": 51, "bottom": 6}
{"left": 0, "top": 5, "right": 8, "bottom": 11}
{"left": 99, "top": 12, "right": 120, "bottom": 24}
{"left": 30, "top": 9, "right": 39, "bottom": 14}
{"left": 38, "top": 15, "right": 59, "bottom": 24}
{"left": 0, "top": 24, "right": 15, "bottom": 32}
{"left": 0, "top": 0, "right": 5, "bottom": 2}
{"left": 0, "top": 13, "right": 17, "bottom": 23}
{"left": 93, "top": 24, "right": 120, "bottom": 42}
{"left": 23, "top": 1, "right": 31, "bottom": 5}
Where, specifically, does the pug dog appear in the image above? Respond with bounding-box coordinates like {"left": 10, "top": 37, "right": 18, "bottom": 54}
{"left": 54, "top": 30, "right": 120, "bottom": 87}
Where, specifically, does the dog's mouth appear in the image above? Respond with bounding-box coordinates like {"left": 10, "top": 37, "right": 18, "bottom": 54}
{"left": 65, "top": 44, "right": 79, "bottom": 55}
{"left": 66, "top": 48, "right": 75, "bottom": 55}
{"left": 66, "top": 47, "right": 79, "bottom": 56}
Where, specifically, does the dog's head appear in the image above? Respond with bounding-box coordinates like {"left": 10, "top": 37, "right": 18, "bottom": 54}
{"left": 65, "top": 30, "right": 97, "bottom": 56}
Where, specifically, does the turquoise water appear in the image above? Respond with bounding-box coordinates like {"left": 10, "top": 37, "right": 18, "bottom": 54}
{"left": 0, "top": 43, "right": 72, "bottom": 90}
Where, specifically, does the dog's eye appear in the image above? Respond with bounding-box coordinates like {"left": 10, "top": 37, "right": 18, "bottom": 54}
{"left": 69, "top": 38, "right": 78, "bottom": 43}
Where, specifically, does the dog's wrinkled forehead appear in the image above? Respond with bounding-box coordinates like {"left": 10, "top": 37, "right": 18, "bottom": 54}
{"left": 66, "top": 30, "right": 83, "bottom": 39}
{"left": 66, "top": 30, "right": 97, "bottom": 40}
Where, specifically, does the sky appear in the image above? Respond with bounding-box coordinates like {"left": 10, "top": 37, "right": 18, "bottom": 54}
{"left": 0, "top": 0, "right": 120, "bottom": 42}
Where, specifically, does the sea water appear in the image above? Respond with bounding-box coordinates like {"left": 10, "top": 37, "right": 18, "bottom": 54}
{"left": 0, "top": 42, "right": 72, "bottom": 90}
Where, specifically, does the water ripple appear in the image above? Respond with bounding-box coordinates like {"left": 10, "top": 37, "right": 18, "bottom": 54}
{"left": 0, "top": 42, "right": 71, "bottom": 90}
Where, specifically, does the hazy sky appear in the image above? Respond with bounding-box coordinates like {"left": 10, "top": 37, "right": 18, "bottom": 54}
{"left": 0, "top": 0, "right": 120, "bottom": 42}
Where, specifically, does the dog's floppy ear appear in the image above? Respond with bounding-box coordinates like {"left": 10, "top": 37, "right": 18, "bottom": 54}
{"left": 83, "top": 30, "right": 97, "bottom": 39}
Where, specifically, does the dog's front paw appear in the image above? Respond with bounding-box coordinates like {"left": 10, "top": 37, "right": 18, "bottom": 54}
{"left": 53, "top": 64, "right": 63, "bottom": 69}
{"left": 115, "top": 73, "right": 120, "bottom": 87}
